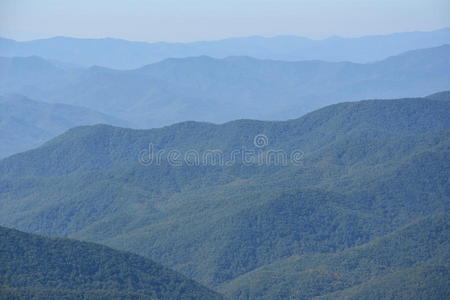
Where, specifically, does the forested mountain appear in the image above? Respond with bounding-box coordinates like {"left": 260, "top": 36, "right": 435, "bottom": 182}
{"left": 0, "top": 226, "right": 223, "bottom": 300}
{"left": 220, "top": 213, "right": 450, "bottom": 299}
{"left": 1, "top": 27, "right": 449, "bottom": 68}
{"left": 0, "top": 94, "right": 448, "bottom": 299}
{"left": 1, "top": 45, "right": 450, "bottom": 128}
{"left": 0, "top": 94, "right": 128, "bottom": 158}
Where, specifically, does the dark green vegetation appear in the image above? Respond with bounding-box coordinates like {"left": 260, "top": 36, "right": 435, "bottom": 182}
{"left": 220, "top": 213, "right": 450, "bottom": 299}
{"left": 0, "top": 94, "right": 449, "bottom": 299}
{"left": 0, "top": 94, "right": 127, "bottom": 158}
{"left": 0, "top": 226, "right": 223, "bottom": 300}
{"left": 1, "top": 45, "right": 450, "bottom": 128}
{"left": 317, "top": 265, "right": 450, "bottom": 300}
{"left": 1, "top": 27, "right": 449, "bottom": 68}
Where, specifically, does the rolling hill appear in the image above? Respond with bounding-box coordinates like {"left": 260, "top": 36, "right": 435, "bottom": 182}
{"left": 1, "top": 27, "right": 449, "bottom": 68}
{"left": 0, "top": 226, "right": 223, "bottom": 299}
{"left": 317, "top": 265, "right": 450, "bottom": 300}
{"left": 0, "top": 94, "right": 128, "bottom": 158}
{"left": 1, "top": 45, "right": 450, "bottom": 128}
{"left": 0, "top": 93, "right": 448, "bottom": 299}
{"left": 220, "top": 213, "right": 450, "bottom": 299}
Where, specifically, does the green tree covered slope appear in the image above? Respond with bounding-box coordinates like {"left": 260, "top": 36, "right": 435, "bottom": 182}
{"left": 0, "top": 94, "right": 449, "bottom": 298}
{"left": 0, "top": 226, "right": 223, "bottom": 300}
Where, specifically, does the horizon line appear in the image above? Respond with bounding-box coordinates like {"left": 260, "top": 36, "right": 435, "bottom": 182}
{"left": 1, "top": 26, "right": 449, "bottom": 44}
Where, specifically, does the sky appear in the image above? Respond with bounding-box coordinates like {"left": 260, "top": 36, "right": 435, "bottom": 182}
{"left": 1, "top": 0, "right": 450, "bottom": 42}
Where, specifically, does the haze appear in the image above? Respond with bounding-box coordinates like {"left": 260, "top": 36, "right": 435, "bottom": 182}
{"left": 1, "top": 0, "right": 450, "bottom": 42}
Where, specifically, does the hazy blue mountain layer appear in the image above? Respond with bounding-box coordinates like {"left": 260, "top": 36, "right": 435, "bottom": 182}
{"left": 0, "top": 225, "right": 223, "bottom": 300}
{"left": 1, "top": 45, "right": 450, "bottom": 128}
{"left": 1, "top": 27, "right": 449, "bottom": 68}
{"left": 0, "top": 94, "right": 128, "bottom": 158}
{"left": 0, "top": 94, "right": 448, "bottom": 299}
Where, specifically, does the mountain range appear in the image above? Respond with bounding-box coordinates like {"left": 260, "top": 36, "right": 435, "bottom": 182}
{"left": 1, "top": 27, "right": 450, "bottom": 69}
{"left": 0, "top": 93, "right": 448, "bottom": 298}
{"left": 1, "top": 25, "right": 450, "bottom": 298}
{"left": 1, "top": 44, "right": 450, "bottom": 131}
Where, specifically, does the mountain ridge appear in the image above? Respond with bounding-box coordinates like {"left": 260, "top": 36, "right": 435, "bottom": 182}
{"left": 1, "top": 27, "right": 450, "bottom": 68}
{"left": 0, "top": 94, "right": 129, "bottom": 159}
{"left": 1, "top": 45, "right": 450, "bottom": 129}
{"left": 0, "top": 94, "right": 448, "bottom": 294}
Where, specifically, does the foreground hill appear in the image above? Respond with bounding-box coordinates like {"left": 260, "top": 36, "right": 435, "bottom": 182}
{"left": 0, "top": 226, "right": 223, "bottom": 300}
{"left": 220, "top": 213, "right": 450, "bottom": 299}
{"left": 0, "top": 94, "right": 128, "bottom": 158}
{"left": 1, "top": 27, "right": 449, "bottom": 68}
{"left": 0, "top": 94, "right": 449, "bottom": 297}
{"left": 1, "top": 45, "right": 450, "bottom": 128}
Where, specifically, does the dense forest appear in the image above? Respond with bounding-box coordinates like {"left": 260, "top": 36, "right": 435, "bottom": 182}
{"left": 0, "top": 93, "right": 448, "bottom": 298}
{"left": 0, "top": 226, "right": 223, "bottom": 299}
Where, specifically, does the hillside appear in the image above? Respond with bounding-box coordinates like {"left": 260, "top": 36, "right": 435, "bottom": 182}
{"left": 1, "top": 27, "right": 449, "bottom": 68}
{"left": 220, "top": 213, "right": 450, "bottom": 299}
{"left": 426, "top": 90, "right": 450, "bottom": 101}
{"left": 0, "top": 95, "right": 448, "bottom": 296}
{"left": 317, "top": 265, "right": 450, "bottom": 300}
{"left": 0, "top": 225, "right": 223, "bottom": 300}
{"left": 1, "top": 45, "right": 450, "bottom": 128}
{"left": 0, "top": 94, "right": 128, "bottom": 158}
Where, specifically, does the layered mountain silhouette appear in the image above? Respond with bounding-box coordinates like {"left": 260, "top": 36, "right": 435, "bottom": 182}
{"left": 1, "top": 45, "right": 450, "bottom": 130}
{"left": 0, "top": 226, "right": 223, "bottom": 299}
{"left": 0, "top": 94, "right": 128, "bottom": 158}
{"left": 0, "top": 94, "right": 448, "bottom": 298}
{"left": 1, "top": 27, "right": 449, "bottom": 68}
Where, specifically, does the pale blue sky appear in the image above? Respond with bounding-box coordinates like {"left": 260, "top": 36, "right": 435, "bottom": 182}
{"left": 1, "top": 0, "right": 449, "bottom": 42}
